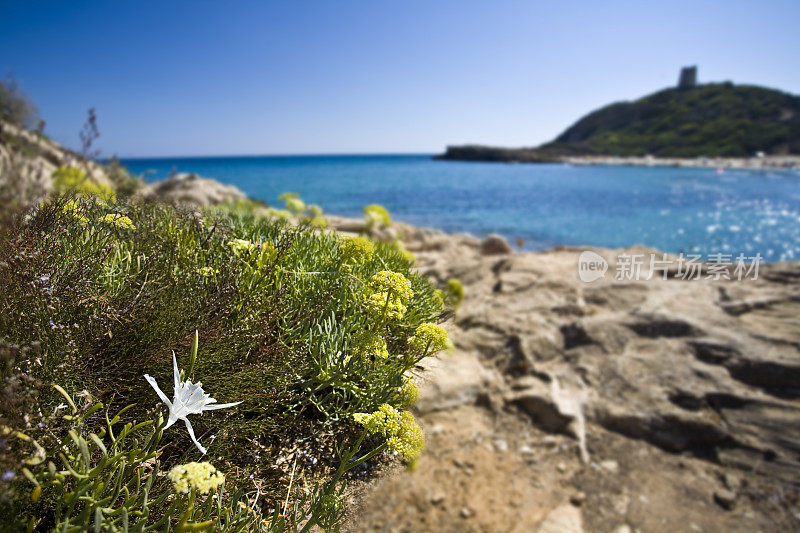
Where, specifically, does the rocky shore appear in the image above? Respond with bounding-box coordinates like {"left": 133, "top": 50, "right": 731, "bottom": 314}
{"left": 331, "top": 219, "right": 800, "bottom": 532}
{"left": 435, "top": 144, "right": 800, "bottom": 171}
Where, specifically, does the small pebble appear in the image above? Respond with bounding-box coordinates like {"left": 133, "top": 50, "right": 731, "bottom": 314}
{"left": 600, "top": 460, "right": 619, "bottom": 474}
{"left": 430, "top": 493, "right": 445, "bottom": 505}
{"left": 570, "top": 491, "right": 586, "bottom": 506}
{"left": 714, "top": 489, "right": 737, "bottom": 510}
{"left": 494, "top": 439, "right": 508, "bottom": 452}
{"left": 460, "top": 507, "right": 474, "bottom": 519}
{"left": 557, "top": 462, "right": 567, "bottom": 473}
{"left": 724, "top": 472, "right": 741, "bottom": 491}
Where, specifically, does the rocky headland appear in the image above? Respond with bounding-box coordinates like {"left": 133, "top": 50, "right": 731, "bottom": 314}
{"left": 436, "top": 75, "right": 800, "bottom": 168}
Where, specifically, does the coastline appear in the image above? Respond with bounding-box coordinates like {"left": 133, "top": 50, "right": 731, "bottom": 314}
{"left": 434, "top": 145, "right": 800, "bottom": 170}
{"left": 561, "top": 154, "right": 800, "bottom": 171}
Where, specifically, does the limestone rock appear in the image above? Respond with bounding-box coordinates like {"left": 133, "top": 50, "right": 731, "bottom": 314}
{"left": 140, "top": 173, "right": 248, "bottom": 207}
{"left": 410, "top": 237, "right": 800, "bottom": 482}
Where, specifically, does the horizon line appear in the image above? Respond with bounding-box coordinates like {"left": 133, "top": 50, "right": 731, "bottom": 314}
{"left": 114, "top": 151, "right": 439, "bottom": 161}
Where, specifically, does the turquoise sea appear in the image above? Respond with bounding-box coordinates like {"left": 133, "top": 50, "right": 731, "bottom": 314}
{"left": 121, "top": 154, "right": 800, "bottom": 263}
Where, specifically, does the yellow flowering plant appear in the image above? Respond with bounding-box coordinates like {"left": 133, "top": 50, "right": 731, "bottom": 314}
{"left": 352, "top": 404, "right": 425, "bottom": 463}
{"left": 363, "top": 204, "right": 391, "bottom": 228}
{"left": 340, "top": 236, "right": 375, "bottom": 265}
{"left": 363, "top": 270, "right": 414, "bottom": 321}
{"left": 98, "top": 212, "right": 136, "bottom": 230}
{"left": 408, "top": 322, "right": 452, "bottom": 356}
{"left": 5, "top": 195, "right": 448, "bottom": 531}
{"left": 398, "top": 377, "right": 420, "bottom": 407}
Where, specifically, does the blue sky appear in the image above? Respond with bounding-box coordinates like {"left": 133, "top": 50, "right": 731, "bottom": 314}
{"left": 2, "top": 0, "right": 799, "bottom": 157}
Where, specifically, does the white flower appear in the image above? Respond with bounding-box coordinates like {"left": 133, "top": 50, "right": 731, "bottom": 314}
{"left": 144, "top": 353, "right": 241, "bottom": 454}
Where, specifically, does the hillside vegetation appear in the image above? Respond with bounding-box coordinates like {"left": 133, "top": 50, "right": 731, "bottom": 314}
{"left": 0, "top": 83, "right": 453, "bottom": 530}
{"left": 544, "top": 83, "right": 800, "bottom": 157}
{"left": 437, "top": 82, "right": 800, "bottom": 161}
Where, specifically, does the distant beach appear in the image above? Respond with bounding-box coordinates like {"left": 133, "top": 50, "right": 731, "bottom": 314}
{"left": 561, "top": 154, "right": 800, "bottom": 171}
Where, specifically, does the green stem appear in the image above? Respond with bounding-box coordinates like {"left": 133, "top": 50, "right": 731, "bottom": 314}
{"left": 175, "top": 489, "right": 195, "bottom": 532}
{"left": 298, "top": 433, "right": 387, "bottom": 533}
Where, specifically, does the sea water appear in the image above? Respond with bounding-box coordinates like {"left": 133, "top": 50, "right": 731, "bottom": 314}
{"left": 122, "top": 154, "right": 800, "bottom": 262}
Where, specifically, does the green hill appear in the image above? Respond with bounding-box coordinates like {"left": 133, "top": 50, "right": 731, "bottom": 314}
{"left": 542, "top": 82, "right": 800, "bottom": 158}
{"left": 436, "top": 81, "right": 800, "bottom": 161}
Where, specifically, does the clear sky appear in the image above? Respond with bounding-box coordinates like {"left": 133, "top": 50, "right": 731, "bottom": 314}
{"left": 2, "top": 0, "right": 799, "bottom": 157}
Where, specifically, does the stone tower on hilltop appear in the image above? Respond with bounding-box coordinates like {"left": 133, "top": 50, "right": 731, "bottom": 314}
{"left": 678, "top": 66, "right": 697, "bottom": 89}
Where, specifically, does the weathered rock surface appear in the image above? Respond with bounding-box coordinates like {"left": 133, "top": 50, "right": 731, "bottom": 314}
{"left": 140, "top": 172, "right": 249, "bottom": 207}
{"left": 347, "top": 229, "right": 800, "bottom": 532}
{"left": 0, "top": 120, "right": 113, "bottom": 202}
{"left": 414, "top": 243, "right": 800, "bottom": 483}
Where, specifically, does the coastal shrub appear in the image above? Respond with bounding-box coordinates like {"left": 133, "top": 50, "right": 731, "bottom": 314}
{"left": 445, "top": 277, "right": 464, "bottom": 309}
{"left": 363, "top": 204, "right": 391, "bottom": 229}
{"left": 52, "top": 165, "right": 116, "bottom": 202}
{"left": 0, "top": 195, "right": 449, "bottom": 530}
{"left": 2, "top": 385, "right": 264, "bottom": 531}
{"left": 265, "top": 193, "right": 327, "bottom": 227}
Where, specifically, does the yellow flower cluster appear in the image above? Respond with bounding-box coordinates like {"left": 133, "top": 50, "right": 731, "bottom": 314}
{"left": 368, "top": 271, "right": 413, "bottom": 298}
{"left": 279, "top": 192, "right": 306, "bottom": 215}
{"left": 408, "top": 323, "right": 451, "bottom": 353}
{"left": 97, "top": 213, "right": 136, "bottom": 230}
{"left": 256, "top": 241, "right": 277, "bottom": 265}
{"left": 446, "top": 277, "right": 465, "bottom": 308}
{"left": 363, "top": 204, "right": 391, "bottom": 228}
{"left": 227, "top": 238, "right": 256, "bottom": 256}
{"left": 432, "top": 289, "right": 445, "bottom": 310}
{"left": 364, "top": 271, "right": 414, "bottom": 320}
{"left": 62, "top": 200, "right": 89, "bottom": 225}
{"left": 399, "top": 378, "right": 419, "bottom": 407}
{"left": 168, "top": 462, "right": 225, "bottom": 494}
{"left": 340, "top": 236, "right": 374, "bottom": 265}
{"left": 266, "top": 208, "right": 292, "bottom": 221}
{"left": 352, "top": 330, "right": 389, "bottom": 362}
{"left": 353, "top": 404, "right": 424, "bottom": 462}
{"left": 364, "top": 293, "right": 407, "bottom": 320}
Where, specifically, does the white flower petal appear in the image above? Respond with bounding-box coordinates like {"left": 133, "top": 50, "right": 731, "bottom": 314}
{"left": 145, "top": 352, "right": 240, "bottom": 455}
{"left": 184, "top": 418, "right": 207, "bottom": 455}
{"left": 144, "top": 374, "right": 173, "bottom": 410}
{"left": 172, "top": 351, "right": 181, "bottom": 392}
{"left": 202, "top": 401, "right": 243, "bottom": 410}
{"left": 165, "top": 412, "right": 179, "bottom": 429}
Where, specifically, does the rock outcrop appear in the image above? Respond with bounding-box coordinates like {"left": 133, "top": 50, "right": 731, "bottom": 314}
{"left": 348, "top": 229, "right": 800, "bottom": 532}
{"left": 0, "top": 120, "right": 114, "bottom": 202}
{"left": 139, "top": 172, "right": 249, "bottom": 207}
{"left": 415, "top": 242, "right": 800, "bottom": 481}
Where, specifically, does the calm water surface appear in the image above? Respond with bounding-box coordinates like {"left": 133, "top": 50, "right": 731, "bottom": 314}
{"left": 121, "top": 154, "right": 800, "bottom": 262}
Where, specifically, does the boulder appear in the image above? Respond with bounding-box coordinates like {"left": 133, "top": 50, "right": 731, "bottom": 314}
{"left": 140, "top": 173, "right": 248, "bottom": 207}
{"left": 480, "top": 233, "right": 513, "bottom": 255}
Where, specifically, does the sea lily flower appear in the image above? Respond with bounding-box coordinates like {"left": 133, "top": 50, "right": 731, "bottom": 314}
{"left": 144, "top": 353, "right": 241, "bottom": 454}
